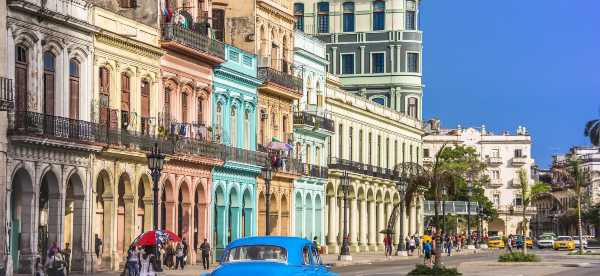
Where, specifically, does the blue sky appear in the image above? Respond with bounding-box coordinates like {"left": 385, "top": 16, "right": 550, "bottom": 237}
{"left": 421, "top": 0, "right": 600, "bottom": 168}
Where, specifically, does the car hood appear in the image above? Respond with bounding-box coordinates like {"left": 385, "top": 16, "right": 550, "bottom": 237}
{"left": 211, "top": 262, "right": 302, "bottom": 276}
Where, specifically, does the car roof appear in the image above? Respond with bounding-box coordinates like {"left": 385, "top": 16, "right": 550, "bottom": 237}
{"left": 225, "top": 236, "right": 313, "bottom": 265}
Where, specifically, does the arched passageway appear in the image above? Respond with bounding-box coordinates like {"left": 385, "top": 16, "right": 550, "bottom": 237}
{"left": 10, "top": 168, "right": 35, "bottom": 273}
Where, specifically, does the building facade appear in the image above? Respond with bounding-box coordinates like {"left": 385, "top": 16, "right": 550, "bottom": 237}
{"left": 291, "top": 31, "right": 332, "bottom": 243}
{"left": 6, "top": 0, "right": 97, "bottom": 273}
{"left": 211, "top": 45, "right": 264, "bottom": 257}
{"left": 423, "top": 122, "right": 536, "bottom": 237}
{"left": 324, "top": 74, "right": 424, "bottom": 253}
{"left": 295, "top": 0, "right": 423, "bottom": 120}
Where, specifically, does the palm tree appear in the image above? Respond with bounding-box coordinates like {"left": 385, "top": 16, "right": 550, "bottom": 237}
{"left": 517, "top": 169, "right": 550, "bottom": 255}
{"left": 584, "top": 119, "right": 600, "bottom": 146}
{"left": 553, "top": 158, "right": 590, "bottom": 254}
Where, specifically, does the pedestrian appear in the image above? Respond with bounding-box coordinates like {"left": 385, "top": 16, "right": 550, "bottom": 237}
{"left": 506, "top": 235, "right": 513, "bottom": 253}
{"left": 62, "top": 243, "right": 71, "bottom": 275}
{"left": 139, "top": 247, "right": 156, "bottom": 276}
{"left": 456, "top": 235, "right": 462, "bottom": 252}
{"left": 175, "top": 242, "right": 185, "bottom": 270}
{"left": 35, "top": 256, "right": 45, "bottom": 276}
{"left": 414, "top": 235, "right": 421, "bottom": 256}
{"left": 95, "top": 234, "right": 102, "bottom": 259}
{"left": 45, "top": 248, "right": 66, "bottom": 276}
{"left": 423, "top": 241, "right": 432, "bottom": 267}
{"left": 181, "top": 238, "right": 188, "bottom": 266}
{"left": 445, "top": 235, "right": 452, "bottom": 256}
{"left": 408, "top": 236, "right": 416, "bottom": 256}
{"left": 126, "top": 246, "right": 141, "bottom": 276}
{"left": 383, "top": 235, "right": 391, "bottom": 259}
{"left": 200, "top": 238, "right": 211, "bottom": 270}
{"left": 313, "top": 236, "right": 320, "bottom": 254}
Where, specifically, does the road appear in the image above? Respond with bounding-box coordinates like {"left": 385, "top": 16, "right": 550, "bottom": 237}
{"left": 333, "top": 249, "right": 600, "bottom": 276}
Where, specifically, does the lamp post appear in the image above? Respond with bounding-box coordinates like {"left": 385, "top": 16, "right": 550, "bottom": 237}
{"left": 477, "top": 205, "right": 484, "bottom": 249}
{"left": 147, "top": 143, "right": 165, "bottom": 272}
{"left": 466, "top": 174, "right": 473, "bottom": 248}
{"left": 339, "top": 170, "right": 352, "bottom": 261}
{"left": 553, "top": 214, "right": 559, "bottom": 235}
{"left": 262, "top": 160, "right": 273, "bottom": 236}
{"left": 442, "top": 186, "right": 447, "bottom": 235}
{"left": 396, "top": 169, "right": 408, "bottom": 256}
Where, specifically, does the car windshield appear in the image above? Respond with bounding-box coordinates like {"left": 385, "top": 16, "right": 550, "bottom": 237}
{"left": 223, "top": 245, "right": 288, "bottom": 263}
{"left": 539, "top": 235, "right": 554, "bottom": 240}
{"left": 557, "top": 237, "right": 571, "bottom": 241}
{"left": 489, "top": 237, "right": 501, "bottom": 241}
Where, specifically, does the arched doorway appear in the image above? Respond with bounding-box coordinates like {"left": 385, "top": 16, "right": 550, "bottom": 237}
{"left": 137, "top": 175, "right": 153, "bottom": 235}
{"left": 161, "top": 180, "right": 175, "bottom": 230}
{"left": 39, "top": 170, "right": 61, "bottom": 260}
{"left": 258, "top": 192, "right": 266, "bottom": 236}
{"left": 281, "top": 194, "right": 289, "bottom": 236}
{"left": 95, "top": 170, "right": 112, "bottom": 264}
{"left": 242, "top": 189, "right": 253, "bottom": 237}
{"left": 295, "top": 192, "right": 303, "bottom": 237}
{"left": 193, "top": 184, "right": 206, "bottom": 252}
{"left": 214, "top": 186, "right": 226, "bottom": 256}
{"left": 10, "top": 168, "right": 34, "bottom": 273}
{"left": 64, "top": 172, "right": 85, "bottom": 271}
{"left": 305, "top": 194, "right": 313, "bottom": 240}
{"left": 177, "top": 182, "right": 191, "bottom": 242}
{"left": 116, "top": 173, "right": 134, "bottom": 255}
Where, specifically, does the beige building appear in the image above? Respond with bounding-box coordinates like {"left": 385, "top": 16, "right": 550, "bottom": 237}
{"left": 423, "top": 121, "right": 536, "bottom": 236}
{"left": 324, "top": 74, "right": 424, "bottom": 254}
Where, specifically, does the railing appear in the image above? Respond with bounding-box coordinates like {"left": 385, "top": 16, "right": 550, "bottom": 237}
{"left": 489, "top": 178, "right": 503, "bottom": 188}
{"left": 161, "top": 23, "right": 225, "bottom": 59}
{"left": 10, "top": 111, "right": 98, "bottom": 143}
{"left": 487, "top": 156, "right": 503, "bottom": 164}
{"left": 328, "top": 157, "right": 396, "bottom": 180}
{"left": 258, "top": 67, "right": 303, "bottom": 93}
{"left": 173, "top": 137, "right": 223, "bottom": 159}
{"left": 512, "top": 156, "right": 528, "bottom": 165}
{"left": 223, "top": 146, "right": 268, "bottom": 167}
{"left": 293, "top": 111, "right": 334, "bottom": 132}
{"left": 423, "top": 201, "right": 479, "bottom": 216}
{"left": 300, "top": 163, "right": 328, "bottom": 179}
{"left": 0, "top": 77, "right": 14, "bottom": 111}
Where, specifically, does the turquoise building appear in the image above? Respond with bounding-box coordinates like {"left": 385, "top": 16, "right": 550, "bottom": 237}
{"left": 211, "top": 45, "right": 263, "bottom": 256}
{"left": 291, "top": 31, "right": 333, "bottom": 243}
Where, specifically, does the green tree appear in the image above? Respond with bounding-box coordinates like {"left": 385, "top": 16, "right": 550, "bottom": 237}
{"left": 584, "top": 119, "right": 600, "bottom": 146}
{"left": 518, "top": 168, "right": 551, "bottom": 255}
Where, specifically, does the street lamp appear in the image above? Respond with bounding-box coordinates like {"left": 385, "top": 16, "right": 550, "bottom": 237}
{"left": 147, "top": 143, "right": 165, "bottom": 272}
{"left": 552, "top": 214, "right": 559, "bottom": 235}
{"left": 442, "top": 186, "right": 447, "bottom": 235}
{"left": 466, "top": 174, "right": 473, "bottom": 248}
{"left": 477, "top": 205, "right": 484, "bottom": 249}
{"left": 339, "top": 170, "right": 352, "bottom": 261}
{"left": 396, "top": 169, "right": 408, "bottom": 256}
{"left": 262, "top": 160, "right": 273, "bottom": 236}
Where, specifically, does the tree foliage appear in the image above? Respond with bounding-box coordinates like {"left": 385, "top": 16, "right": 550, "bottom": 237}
{"left": 584, "top": 119, "right": 600, "bottom": 146}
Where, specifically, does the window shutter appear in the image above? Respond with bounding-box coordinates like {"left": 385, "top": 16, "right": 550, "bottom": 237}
{"left": 141, "top": 82, "right": 150, "bottom": 117}
{"left": 121, "top": 74, "right": 130, "bottom": 112}
{"left": 15, "top": 66, "right": 27, "bottom": 111}
{"left": 110, "top": 108, "right": 119, "bottom": 129}
{"left": 70, "top": 78, "right": 80, "bottom": 119}
{"left": 44, "top": 73, "right": 55, "bottom": 115}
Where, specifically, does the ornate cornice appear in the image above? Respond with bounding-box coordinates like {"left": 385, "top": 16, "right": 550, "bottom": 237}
{"left": 96, "top": 31, "right": 164, "bottom": 59}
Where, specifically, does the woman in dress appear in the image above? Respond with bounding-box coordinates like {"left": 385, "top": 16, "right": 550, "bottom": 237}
{"left": 139, "top": 247, "right": 156, "bottom": 276}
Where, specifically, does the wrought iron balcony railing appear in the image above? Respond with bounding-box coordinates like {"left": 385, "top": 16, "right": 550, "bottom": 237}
{"left": 328, "top": 157, "right": 397, "bottom": 180}
{"left": 299, "top": 163, "right": 329, "bottom": 179}
{"left": 10, "top": 111, "right": 98, "bottom": 143}
{"left": 293, "top": 111, "right": 334, "bottom": 132}
{"left": 0, "top": 77, "right": 14, "bottom": 111}
{"left": 223, "top": 146, "right": 268, "bottom": 167}
{"left": 161, "top": 23, "right": 225, "bottom": 59}
{"left": 258, "top": 67, "right": 303, "bottom": 93}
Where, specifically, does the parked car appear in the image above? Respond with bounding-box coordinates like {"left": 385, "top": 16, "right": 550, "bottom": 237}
{"left": 203, "top": 236, "right": 338, "bottom": 276}
{"left": 536, "top": 234, "right": 555, "bottom": 249}
{"left": 511, "top": 235, "right": 533, "bottom": 248}
{"left": 553, "top": 236, "right": 576, "bottom": 251}
{"left": 573, "top": 236, "right": 588, "bottom": 249}
{"left": 487, "top": 236, "right": 505, "bottom": 248}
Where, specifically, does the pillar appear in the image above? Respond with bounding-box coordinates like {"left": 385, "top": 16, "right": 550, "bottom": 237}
{"left": 389, "top": 45, "right": 395, "bottom": 73}
{"left": 143, "top": 198, "right": 153, "bottom": 232}
{"left": 332, "top": 47, "right": 338, "bottom": 74}
{"left": 360, "top": 46, "right": 365, "bottom": 74}
{"left": 327, "top": 196, "right": 338, "bottom": 253}
{"left": 368, "top": 201, "right": 376, "bottom": 251}
{"left": 377, "top": 202, "right": 384, "bottom": 248}
{"left": 123, "top": 195, "right": 135, "bottom": 254}
{"left": 165, "top": 201, "right": 176, "bottom": 231}
{"left": 349, "top": 198, "right": 358, "bottom": 252}
{"left": 359, "top": 199, "right": 368, "bottom": 251}
{"left": 101, "top": 195, "right": 114, "bottom": 266}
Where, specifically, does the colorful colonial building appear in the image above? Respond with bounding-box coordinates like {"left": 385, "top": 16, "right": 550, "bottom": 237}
{"left": 291, "top": 31, "right": 332, "bottom": 243}
{"left": 211, "top": 45, "right": 264, "bottom": 257}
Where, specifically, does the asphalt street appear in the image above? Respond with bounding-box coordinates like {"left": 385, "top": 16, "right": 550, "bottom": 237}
{"left": 332, "top": 249, "right": 600, "bottom": 276}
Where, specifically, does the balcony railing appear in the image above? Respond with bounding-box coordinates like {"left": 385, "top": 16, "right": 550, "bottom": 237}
{"left": 258, "top": 67, "right": 303, "bottom": 93}
{"left": 487, "top": 156, "right": 503, "bottom": 165}
{"left": 299, "top": 163, "right": 329, "bottom": 179}
{"left": 293, "top": 111, "right": 334, "bottom": 133}
{"left": 223, "top": 146, "right": 268, "bottom": 167}
{"left": 512, "top": 156, "right": 528, "bottom": 165}
{"left": 328, "top": 157, "right": 396, "bottom": 180}
{"left": 10, "top": 111, "right": 98, "bottom": 144}
{"left": 161, "top": 23, "right": 225, "bottom": 59}
{"left": 0, "top": 77, "right": 14, "bottom": 111}
{"left": 489, "top": 178, "right": 503, "bottom": 188}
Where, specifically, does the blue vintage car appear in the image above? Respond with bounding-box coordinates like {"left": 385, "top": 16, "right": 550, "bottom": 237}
{"left": 202, "top": 236, "right": 338, "bottom": 276}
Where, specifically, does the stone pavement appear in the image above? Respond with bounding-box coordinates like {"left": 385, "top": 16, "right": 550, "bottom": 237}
{"left": 16, "top": 264, "right": 215, "bottom": 276}
{"left": 322, "top": 248, "right": 484, "bottom": 267}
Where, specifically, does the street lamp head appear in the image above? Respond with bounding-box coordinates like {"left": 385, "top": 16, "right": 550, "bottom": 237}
{"left": 147, "top": 143, "right": 165, "bottom": 171}
{"left": 262, "top": 165, "right": 273, "bottom": 181}
{"left": 442, "top": 186, "right": 447, "bottom": 197}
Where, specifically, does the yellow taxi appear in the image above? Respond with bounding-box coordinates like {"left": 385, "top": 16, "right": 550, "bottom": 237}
{"left": 487, "top": 236, "right": 505, "bottom": 248}
{"left": 513, "top": 235, "right": 534, "bottom": 248}
{"left": 525, "top": 237, "right": 533, "bottom": 248}
{"left": 553, "top": 236, "right": 576, "bottom": 251}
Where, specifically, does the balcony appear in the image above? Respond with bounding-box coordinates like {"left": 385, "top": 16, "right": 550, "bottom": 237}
{"left": 223, "top": 146, "right": 268, "bottom": 167}
{"left": 489, "top": 178, "right": 503, "bottom": 188}
{"left": 0, "top": 77, "right": 14, "bottom": 111}
{"left": 9, "top": 111, "right": 99, "bottom": 147}
{"left": 258, "top": 67, "right": 303, "bottom": 97}
{"left": 299, "top": 163, "right": 329, "bottom": 179}
{"left": 423, "top": 156, "right": 433, "bottom": 165}
{"left": 486, "top": 156, "right": 503, "bottom": 165}
{"left": 293, "top": 111, "right": 334, "bottom": 134}
{"left": 161, "top": 23, "right": 225, "bottom": 64}
{"left": 512, "top": 177, "right": 522, "bottom": 187}
{"left": 328, "top": 157, "right": 396, "bottom": 180}
{"left": 512, "top": 156, "right": 528, "bottom": 166}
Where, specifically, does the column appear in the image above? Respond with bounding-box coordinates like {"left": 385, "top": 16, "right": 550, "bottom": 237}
{"left": 386, "top": 203, "right": 393, "bottom": 234}
{"left": 360, "top": 46, "right": 366, "bottom": 74}
{"left": 396, "top": 45, "right": 402, "bottom": 72}
{"left": 368, "top": 201, "right": 376, "bottom": 250}
{"left": 409, "top": 202, "right": 417, "bottom": 236}
{"left": 123, "top": 195, "right": 135, "bottom": 255}
{"left": 390, "top": 87, "right": 396, "bottom": 111}
{"left": 396, "top": 87, "right": 403, "bottom": 113}
{"left": 389, "top": 45, "right": 395, "bottom": 73}
{"left": 332, "top": 47, "right": 338, "bottom": 74}
{"left": 338, "top": 197, "right": 343, "bottom": 244}
{"left": 101, "top": 195, "right": 114, "bottom": 266}
{"left": 359, "top": 200, "right": 368, "bottom": 250}
{"left": 183, "top": 203, "right": 193, "bottom": 243}
{"left": 394, "top": 204, "right": 401, "bottom": 249}
{"left": 350, "top": 198, "right": 358, "bottom": 251}
{"left": 327, "top": 196, "right": 337, "bottom": 246}
{"left": 165, "top": 202, "right": 176, "bottom": 232}
{"left": 143, "top": 198, "right": 153, "bottom": 232}
{"left": 377, "top": 202, "right": 384, "bottom": 248}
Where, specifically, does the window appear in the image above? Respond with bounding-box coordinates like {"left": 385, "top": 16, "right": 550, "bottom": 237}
{"left": 492, "top": 148, "right": 500, "bottom": 158}
{"left": 164, "top": 88, "right": 171, "bottom": 120}
{"left": 306, "top": 144, "right": 311, "bottom": 164}
{"left": 119, "top": 0, "right": 137, "bottom": 8}
{"left": 317, "top": 2, "right": 329, "bottom": 33}
{"left": 408, "top": 97, "right": 418, "bottom": 118}
{"left": 197, "top": 97, "right": 203, "bottom": 124}
{"left": 386, "top": 138, "right": 390, "bottom": 168}
{"left": 407, "top": 52, "right": 419, "bottom": 72}
{"left": 316, "top": 146, "right": 321, "bottom": 166}
{"left": 343, "top": 2, "right": 355, "bottom": 32}
{"left": 514, "top": 149, "right": 523, "bottom": 158}
{"left": 120, "top": 74, "right": 130, "bottom": 129}
{"left": 514, "top": 194, "right": 523, "bottom": 206}
{"left": 372, "top": 53, "right": 385, "bottom": 73}
{"left": 359, "top": 130, "right": 364, "bottom": 163}
{"left": 338, "top": 124, "right": 343, "bottom": 159}
{"left": 368, "top": 132, "right": 372, "bottom": 165}
{"left": 349, "top": 127, "right": 354, "bottom": 161}
{"left": 43, "top": 51, "right": 56, "bottom": 115}
{"left": 402, "top": 142, "right": 406, "bottom": 163}
{"left": 405, "top": 11, "right": 416, "bottom": 30}
{"left": 372, "top": 97, "right": 385, "bottom": 105}
{"left": 99, "top": 67, "right": 110, "bottom": 125}
{"left": 294, "top": 3, "right": 304, "bottom": 31}
{"left": 423, "top": 148, "right": 430, "bottom": 158}
{"left": 69, "top": 59, "right": 80, "bottom": 119}
{"left": 373, "top": 1, "right": 385, "bottom": 31}
{"left": 491, "top": 170, "right": 500, "bottom": 179}
{"left": 493, "top": 194, "right": 500, "bottom": 207}
{"left": 341, "top": 54, "right": 354, "bottom": 74}
{"left": 213, "top": 9, "right": 225, "bottom": 41}
{"left": 181, "top": 92, "right": 188, "bottom": 122}
{"left": 231, "top": 106, "right": 237, "bottom": 147}
{"left": 216, "top": 103, "right": 223, "bottom": 141}
{"left": 15, "top": 46, "right": 28, "bottom": 112}
{"left": 394, "top": 140, "right": 398, "bottom": 165}
{"left": 141, "top": 80, "right": 150, "bottom": 133}
{"left": 223, "top": 245, "right": 288, "bottom": 263}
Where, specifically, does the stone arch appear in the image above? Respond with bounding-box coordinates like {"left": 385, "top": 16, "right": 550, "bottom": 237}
{"left": 64, "top": 171, "right": 85, "bottom": 271}
{"left": 295, "top": 191, "right": 303, "bottom": 237}
{"left": 94, "top": 169, "right": 112, "bottom": 265}
{"left": 39, "top": 169, "right": 61, "bottom": 259}
{"left": 305, "top": 193, "right": 313, "bottom": 240}
{"left": 9, "top": 167, "right": 35, "bottom": 273}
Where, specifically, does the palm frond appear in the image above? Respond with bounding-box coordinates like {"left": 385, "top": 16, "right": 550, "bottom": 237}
{"left": 584, "top": 119, "right": 600, "bottom": 146}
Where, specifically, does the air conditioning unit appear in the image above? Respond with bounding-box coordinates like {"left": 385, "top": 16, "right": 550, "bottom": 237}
{"left": 261, "top": 112, "right": 268, "bottom": 120}
{"left": 258, "top": 56, "right": 271, "bottom": 67}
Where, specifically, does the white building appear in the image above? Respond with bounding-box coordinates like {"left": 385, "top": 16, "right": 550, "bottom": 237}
{"left": 423, "top": 120, "right": 536, "bottom": 236}
{"left": 554, "top": 146, "right": 600, "bottom": 206}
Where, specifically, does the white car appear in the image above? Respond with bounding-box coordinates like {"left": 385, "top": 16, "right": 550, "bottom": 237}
{"left": 536, "top": 235, "right": 555, "bottom": 249}
{"left": 573, "top": 236, "right": 588, "bottom": 249}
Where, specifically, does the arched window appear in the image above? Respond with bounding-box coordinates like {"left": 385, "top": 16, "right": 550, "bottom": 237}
{"left": 338, "top": 124, "right": 343, "bottom": 159}
{"left": 120, "top": 73, "right": 130, "bottom": 129}
{"left": 216, "top": 102, "right": 223, "bottom": 132}
{"left": 230, "top": 106, "right": 237, "bottom": 147}
{"left": 316, "top": 81, "right": 323, "bottom": 107}
{"left": 408, "top": 97, "right": 419, "bottom": 118}
{"left": 43, "top": 51, "right": 56, "bottom": 115}
{"left": 140, "top": 80, "right": 150, "bottom": 133}
{"left": 294, "top": 3, "right": 304, "bottom": 31}
{"left": 306, "top": 77, "right": 312, "bottom": 106}
{"left": 348, "top": 126, "right": 354, "bottom": 161}
{"left": 69, "top": 59, "right": 80, "bottom": 119}
{"left": 373, "top": 0, "right": 386, "bottom": 31}
{"left": 343, "top": 2, "right": 355, "bottom": 32}
{"left": 358, "top": 129, "right": 364, "bottom": 163}
{"left": 315, "top": 146, "right": 321, "bottom": 166}
{"left": 296, "top": 142, "right": 302, "bottom": 160}
{"left": 15, "top": 45, "right": 28, "bottom": 112}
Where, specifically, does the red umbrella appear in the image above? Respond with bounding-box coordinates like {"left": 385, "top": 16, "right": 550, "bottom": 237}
{"left": 133, "top": 229, "right": 181, "bottom": 247}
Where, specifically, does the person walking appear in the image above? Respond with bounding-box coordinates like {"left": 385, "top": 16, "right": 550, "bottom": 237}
{"left": 200, "top": 239, "right": 211, "bottom": 270}
{"left": 423, "top": 241, "right": 432, "bottom": 267}
{"left": 175, "top": 242, "right": 185, "bottom": 270}
{"left": 126, "top": 246, "right": 141, "bottom": 276}
{"left": 408, "top": 236, "right": 416, "bottom": 256}
{"left": 414, "top": 235, "right": 421, "bottom": 256}
{"left": 139, "top": 247, "right": 156, "bottom": 276}
{"left": 383, "top": 235, "right": 391, "bottom": 259}
{"left": 45, "top": 248, "right": 66, "bottom": 276}
{"left": 506, "top": 235, "right": 513, "bottom": 253}
{"left": 445, "top": 234, "right": 452, "bottom": 256}
{"left": 95, "top": 235, "right": 103, "bottom": 259}
{"left": 62, "top": 243, "right": 71, "bottom": 275}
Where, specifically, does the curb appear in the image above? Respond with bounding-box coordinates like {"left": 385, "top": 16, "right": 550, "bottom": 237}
{"left": 326, "top": 249, "right": 488, "bottom": 267}
{"left": 461, "top": 261, "right": 592, "bottom": 267}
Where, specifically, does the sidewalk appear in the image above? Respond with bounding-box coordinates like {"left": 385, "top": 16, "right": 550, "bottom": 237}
{"left": 322, "top": 248, "right": 485, "bottom": 267}
{"left": 17, "top": 264, "right": 216, "bottom": 276}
